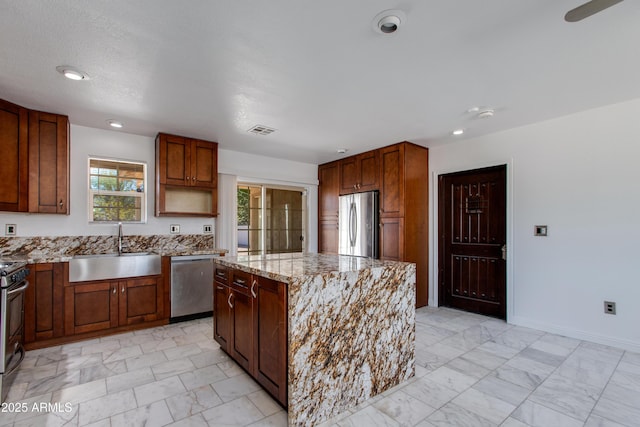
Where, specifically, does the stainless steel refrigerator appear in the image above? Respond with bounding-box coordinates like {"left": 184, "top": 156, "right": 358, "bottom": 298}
{"left": 338, "top": 191, "right": 379, "bottom": 258}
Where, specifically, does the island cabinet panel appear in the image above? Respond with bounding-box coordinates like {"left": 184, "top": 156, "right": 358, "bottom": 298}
{"left": 213, "top": 266, "right": 231, "bottom": 351}
{"left": 0, "top": 98, "right": 29, "bottom": 212}
{"left": 213, "top": 263, "right": 288, "bottom": 407}
{"left": 28, "top": 110, "right": 70, "bottom": 214}
{"left": 24, "top": 263, "right": 65, "bottom": 344}
{"left": 253, "top": 276, "right": 287, "bottom": 406}
{"left": 229, "top": 269, "right": 255, "bottom": 373}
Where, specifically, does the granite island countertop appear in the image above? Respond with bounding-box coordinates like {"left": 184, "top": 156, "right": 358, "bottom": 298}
{"left": 213, "top": 252, "right": 411, "bottom": 283}
{"left": 214, "top": 252, "right": 416, "bottom": 427}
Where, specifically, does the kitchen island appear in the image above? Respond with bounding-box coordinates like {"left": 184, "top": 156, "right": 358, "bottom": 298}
{"left": 213, "top": 253, "right": 416, "bottom": 426}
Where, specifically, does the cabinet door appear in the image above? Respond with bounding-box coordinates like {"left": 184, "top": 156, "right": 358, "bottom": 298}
{"left": 380, "top": 144, "right": 405, "bottom": 217}
{"left": 157, "top": 133, "right": 190, "bottom": 186}
{"left": 254, "top": 276, "right": 287, "bottom": 406}
{"left": 213, "top": 281, "right": 231, "bottom": 351}
{"left": 25, "top": 263, "right": 65, "bottom": 343}
{"left": 380, "top": 217, "right": 405, "bottom": 261}
{"left": 230, "top": 289, "right": 254, "bottom": 373}
{"left": 0, "top": 99, "right": 28, "bottom": 212}
{"left": 357, "top": 150, "right": 379, "bottom": 192}
{"left": 28, "top": 111, "right": 69, "bottom": 214}
{"left": 318, "top": 161, "right": 340, "bottom": 221}
{"left": 65, "top": 282, "right": 118, "bottom": 335}
{"left": 119, "top": 277, "right": 163, "bottom": 326}
{"left": 319, "top": 220, "right": 339, "bottom": 254}
{"left": 190, "top": 139, "right": 218, "bottom": 188}
{"left": 339, "top": 157, "right": 358, "bottom": 194}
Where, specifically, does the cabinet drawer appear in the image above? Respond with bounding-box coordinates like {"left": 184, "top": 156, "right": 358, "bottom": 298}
{"left": 214, "top": 265, "right": 229, "bottom": 284}
{"left": 230, "top": 269, "right": 251, "bottom": 296}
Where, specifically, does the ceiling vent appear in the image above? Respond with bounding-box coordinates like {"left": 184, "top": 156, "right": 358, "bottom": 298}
{"left": 248, "top": 125, "right": 276, "bottom": 136}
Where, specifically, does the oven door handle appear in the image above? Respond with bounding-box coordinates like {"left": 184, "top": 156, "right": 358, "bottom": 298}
{"left": 4, "top": 343, "right": 25, "bottom": 376}
{"left": 7, "top": 280, "right": 29, "bottom": 295}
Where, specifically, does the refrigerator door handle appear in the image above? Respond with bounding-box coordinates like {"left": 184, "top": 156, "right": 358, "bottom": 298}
{"left": 349, "top": 201, "right": 357, "bottom": 248}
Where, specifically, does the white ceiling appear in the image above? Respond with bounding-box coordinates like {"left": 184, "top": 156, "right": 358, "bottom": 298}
{"left": 1, "top": 1, "right": 639, "bottom": 164}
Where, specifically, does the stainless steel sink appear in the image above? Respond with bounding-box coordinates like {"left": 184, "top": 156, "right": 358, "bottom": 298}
{"left": 69, "top": 252, "right": 161, "bottom": 282}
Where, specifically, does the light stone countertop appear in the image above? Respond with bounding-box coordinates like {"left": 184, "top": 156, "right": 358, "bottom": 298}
{"left": 213, "top": 252, "right": 413, "bottom": 283}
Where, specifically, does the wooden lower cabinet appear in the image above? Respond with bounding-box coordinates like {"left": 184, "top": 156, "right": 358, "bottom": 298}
{"left": 25, "top": 263, "right": 65, "bottom": 343}
{"left": 380, "top": 216, "right": 405, "bottom": 261}
{"left": 213, "top": 264, "right": 287, "bottom": 407}
{"left": 65, "top": 276, "right": 162, "bottom": 336}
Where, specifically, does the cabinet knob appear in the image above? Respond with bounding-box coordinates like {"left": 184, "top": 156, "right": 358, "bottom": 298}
{"left": 112, "top": 286, "right": 116, "bottom": 294}
{"left": 192, "top": 176, "right": 195, "bottom": 181}
{"left": 186, "top": 176, "right": 190, "bottom": 181}
{"left": 59, "top": 200, "right": 63, "bottom": 209}
{"left": 121, "top": 286, "right": 125, "bottom": 294}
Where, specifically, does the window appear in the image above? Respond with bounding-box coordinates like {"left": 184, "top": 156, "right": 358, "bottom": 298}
{"left": 237, "top": 184, "right": 306, "bottom": 255}
{"left": 88, "top": 158, "right": 146, "bottom": 222}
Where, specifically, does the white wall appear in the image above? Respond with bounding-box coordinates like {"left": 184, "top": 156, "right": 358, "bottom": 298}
{"left": 0, "top": 125, "right": 319, "bottom": 252}
{"left": 429, "top": 97, "right": 640, "bottom": 352}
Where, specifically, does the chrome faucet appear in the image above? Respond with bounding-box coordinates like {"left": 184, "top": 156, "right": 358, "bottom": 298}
{"left": 118, "top": 222, "right": 123, "bottom": 255}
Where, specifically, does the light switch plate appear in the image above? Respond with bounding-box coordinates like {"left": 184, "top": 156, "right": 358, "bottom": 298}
{"left": 5, "top": 224, "right": 16, "bottom": 236}
{"left": 203, "top": 224, "right": 213, "bottom": 234}
{"left": 170, "top": 224, "right": 180, "bottom": 234}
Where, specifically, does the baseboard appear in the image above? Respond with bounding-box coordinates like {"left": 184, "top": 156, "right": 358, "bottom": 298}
{"left": 509, "top": 315, "right": 640, "bottom": 353}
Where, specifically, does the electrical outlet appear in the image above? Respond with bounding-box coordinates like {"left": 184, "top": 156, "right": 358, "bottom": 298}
{"left": 170, "top": 224, "right": 180, "bottom": 234}
{"left": 534, "top": 225, "right": 548, "bottom": 236}
{"left": 203, "top": 224, "right": 213, "bottom": 234}
{"left": 604, "top": 301, "right": 616, "bottom": 315}
{"left": 5, "top": 224, "right": 16, "bottom": 236}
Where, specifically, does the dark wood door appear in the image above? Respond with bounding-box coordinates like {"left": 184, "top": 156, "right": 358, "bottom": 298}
{"left": 439, "top": 165, "right": 507, "bottom": 319}
{"left": 0, "top": 98, "right": 28, "bottom": 212}
{"left": 254, "top": 276, "right": 287, "bottom": 406}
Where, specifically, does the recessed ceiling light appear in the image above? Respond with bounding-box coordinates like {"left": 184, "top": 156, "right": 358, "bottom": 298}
{"left": 452, "top": 129, "right": 464, "bottom": 136}
{"left": 107, "top": 120, "right": 123, "bottom": 129}
{"left": 477, "top": 109, "right": 495, "bottom": 119}
{"left": 337, "top": 148, "right": 348, "bottom": 154}
{"left": 56, "top": 65, "right": 90, "bottom": 81}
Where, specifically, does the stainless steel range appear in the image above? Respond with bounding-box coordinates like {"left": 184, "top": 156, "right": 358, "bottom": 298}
{"left": 0, "top": 261, "right": 29, "bottom": 403}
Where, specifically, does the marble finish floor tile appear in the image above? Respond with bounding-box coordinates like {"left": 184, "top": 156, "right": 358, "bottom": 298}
{"left": 5, "top": 308, "right": 640, "bottom": 427}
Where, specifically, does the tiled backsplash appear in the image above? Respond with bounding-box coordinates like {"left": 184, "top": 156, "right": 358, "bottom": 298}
{"left": 0, "top": 234, "right": 216, "bottom": 257}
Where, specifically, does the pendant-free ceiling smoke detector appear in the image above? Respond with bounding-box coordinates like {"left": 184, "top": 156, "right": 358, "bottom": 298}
{"left": 372, "top": 10, "right": 406, "bottom": 34}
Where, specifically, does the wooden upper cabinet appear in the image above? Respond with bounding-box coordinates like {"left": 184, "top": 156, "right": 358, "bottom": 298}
{"left": 380, "top": 143, "right": 405, "bottom": 217}
{"left": 318, "top": 161, "right": 340, "bottom": 220}
{"left": 156, "top": 132, "right": 218, "bottom": 217}
{"left": 0, "top": 99, "right": 28, "bottom": 212}
{"left": 157, "top": 133, "right": 217, "bottom": 188}
{"left": 28, "top": 110, "right": 69, "bottom": 214}
{"left": 339, "top": 150, "right": 379, "bottom": 194}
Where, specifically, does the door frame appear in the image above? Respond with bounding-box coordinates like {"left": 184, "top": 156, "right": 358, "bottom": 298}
{"left": 430, "top": 159, "right": 514, "bottom": 322}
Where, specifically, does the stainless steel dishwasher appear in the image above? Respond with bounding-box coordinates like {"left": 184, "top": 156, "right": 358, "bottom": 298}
{"left": 170, "top": 255, "right": 215, "bottom": 322}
